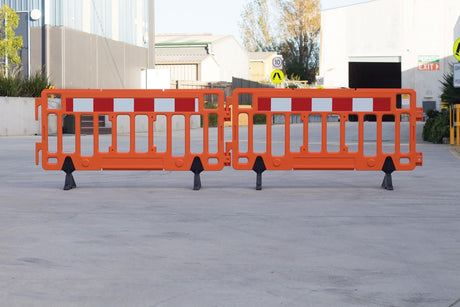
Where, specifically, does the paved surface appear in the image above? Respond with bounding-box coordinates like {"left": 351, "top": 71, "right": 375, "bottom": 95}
{"left": 1, "top": 124, "right": 460, "bottom": 306}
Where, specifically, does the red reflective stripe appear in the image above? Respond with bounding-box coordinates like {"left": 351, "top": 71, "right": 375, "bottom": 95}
{"left": 134, "top": 98, "right": 155, "bottom": 112}
{"left": 94, "top": 98, "right": 114, "bottom": 112}
{"left": 291, "top": 97, "right": 311, "bottom": 111}
{"left": 373, "top": 98, "right": 391, "bottom": 111}
{"left": 175, "top": 98, "right": 196, "bottom": 112}
{"left": 66, "top": 98, "right": 73, "bottom": 112}
{"left": 258, "top": 98, "right": 271, "bottom": 111}
{"left": 333, "top": 98, "right": 352, "bottom": 111}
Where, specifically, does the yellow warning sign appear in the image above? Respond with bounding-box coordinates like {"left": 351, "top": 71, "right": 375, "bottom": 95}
{"left": 454, "top": 38, "right": 460, "bottom": 62}
{"left": 270, "top": 69, "right": 284, "bottom": 84}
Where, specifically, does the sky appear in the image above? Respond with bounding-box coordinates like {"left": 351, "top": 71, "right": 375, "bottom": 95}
{"left": 155, "top": 0, "right": 374, "bottom": 41}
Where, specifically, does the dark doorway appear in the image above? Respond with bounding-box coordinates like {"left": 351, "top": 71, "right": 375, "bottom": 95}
{"left": 348, "top": 62, "right": 401, "bottom": 121}
{"left": 349, "top": 62, "right": 401, "bottom": 89}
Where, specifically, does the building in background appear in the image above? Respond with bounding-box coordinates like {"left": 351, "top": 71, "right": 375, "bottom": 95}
{"left": 320, "top": 0, "right": 460, "bottom": 110}
{"left": 248, "top": 52, "right": 278, "bottom": 82}
{"left": 2, "top": 0, "right": 153, "bottom": 89}
{"left": 155, "top": 34, "right": 249, "bottom": 88}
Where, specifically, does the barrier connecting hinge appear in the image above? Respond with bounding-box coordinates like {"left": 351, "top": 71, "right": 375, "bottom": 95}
{"left": 224, "top": 142, "right": 233, "bottom": 166}
{"left": 416, "top": 107, "right": 424, "bottom": 121}
{"left": 416, "top": 152, "right": 423, "bottom": 166}
{"left": 224, "top": 98, "right": 232, "bottom": 122}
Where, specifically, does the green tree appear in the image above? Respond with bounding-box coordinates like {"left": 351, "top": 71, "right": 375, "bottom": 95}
{"left": 240, "top": 0, "right": 320, "bottom": 83}
{"left": 0, "top": 4, "right": 23, "bottom": 77}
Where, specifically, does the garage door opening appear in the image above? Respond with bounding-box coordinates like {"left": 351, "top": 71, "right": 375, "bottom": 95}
{"left": 349, "top": 62, "right": 401, "bottom": 121}
{"left": 349, "top": 62, "right": 401, "bottom": 89}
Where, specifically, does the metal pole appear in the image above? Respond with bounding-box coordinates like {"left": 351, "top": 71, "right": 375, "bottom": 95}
{"left": 5, "top": 11, "right": 8, "bottom": 77}
{"left": 148, "top": 0, "right": 155, "bottom": 69}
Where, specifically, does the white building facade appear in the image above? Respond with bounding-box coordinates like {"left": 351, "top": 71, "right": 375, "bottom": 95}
{"left": 320, "top": 0, "right": 460, "bottom": 109}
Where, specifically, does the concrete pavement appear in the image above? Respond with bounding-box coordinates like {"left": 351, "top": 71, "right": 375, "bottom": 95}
{"left": 0, "top": 130, "right": 460, "bottom": 306}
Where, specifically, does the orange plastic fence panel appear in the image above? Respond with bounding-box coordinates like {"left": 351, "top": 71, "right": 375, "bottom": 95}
{"left": 36, "top": 88, "right": 423, "bottom": 191}
{"left": 230, "top": 88, "right": 423, "bottom": 189}
{"left": 35, "top": 89, "right": 227, "bottom": 189}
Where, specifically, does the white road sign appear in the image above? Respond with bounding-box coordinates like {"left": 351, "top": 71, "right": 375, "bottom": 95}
{"left": 272, "top": 56, "right": 283, "bottom": 69}
{"left": 454, "top": 63, "right": 460, "bottom": 88}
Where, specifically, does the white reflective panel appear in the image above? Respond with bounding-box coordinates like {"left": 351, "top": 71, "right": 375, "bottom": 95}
{"left": 271, "top": 98, "right": 292, "bottom": 112}
{"left": 353, "top": 98, "right": 373, "bottom": 112}
{"left": 154, "top": 98, "right": 175, "bottom": 112}
{"left": 74, "top": 98, "right": 93, "bottom": 112}
{"left": 114, "top": 98, "right": 134, "bottom": 112}
{"left": 312, "top": 98, "right": 332, "bottom": 112}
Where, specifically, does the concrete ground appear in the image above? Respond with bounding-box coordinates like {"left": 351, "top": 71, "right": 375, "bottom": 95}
{"left": 1, "top": 123, "right": 460, "bottom": 306}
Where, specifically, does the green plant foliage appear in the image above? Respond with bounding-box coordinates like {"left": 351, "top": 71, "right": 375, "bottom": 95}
{"left": 422, "top": 109, "right": 450, "bottom": 143}
{"left": 0, "top": 5, "right": 23, "bottom": 72}
{"left": 0, "top": 71, "right": 51, "bottom": 97}
{"left": 440, "top": 68, "right": 460, "bottom": 105}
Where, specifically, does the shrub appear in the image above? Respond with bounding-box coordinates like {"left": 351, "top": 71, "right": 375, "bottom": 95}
{"left": 422, "top": 109, "right": 449, "bottom": 143}
{"left": 0, "top": 71, "right": 51, "bottom": 97}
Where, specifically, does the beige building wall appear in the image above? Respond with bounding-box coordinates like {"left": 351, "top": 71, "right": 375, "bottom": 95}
{"left": 30, "top": 26, "right": 150, "bottom": 89}
{"left": 249, "top": 52, "right": 278, "bottom": 82}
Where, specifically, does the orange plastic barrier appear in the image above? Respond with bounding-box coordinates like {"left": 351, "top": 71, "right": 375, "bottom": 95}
{"left": 35, "top": 89, "right": 229, "bottom": 190}
{"left": 36, "top": 88, "right": 423, "bottom": 190}
{"left": 229, "top": 88, "right": 423, "bottom": 190}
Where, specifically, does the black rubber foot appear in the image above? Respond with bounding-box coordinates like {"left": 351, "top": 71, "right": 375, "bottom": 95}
{"left": 381, "top": 173, "right": 393, "bottom": 190}
{"left": 381, "top": 156, "right": 395, "bottom": 191}
{"left": 64, "top": 173, "right": 77, "bottom": 190}
{"left": 252, "top": 156, "right": 266, "bottom": 190}
{"left": 62, "top": 156, "right": 77, "bottom": 190}
{"left": 190, "top": 156, "right": 204, "bottom": 191}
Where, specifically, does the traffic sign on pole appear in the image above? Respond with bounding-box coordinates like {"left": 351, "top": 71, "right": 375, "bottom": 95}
{"left": 454, "top": 38, "right": 460, "bottom": 62}
{"left": 270, "top": 69, "right": 284, "bottom": 84}
{"left": 272, "top": 56, "right": 283, "bottom": 69}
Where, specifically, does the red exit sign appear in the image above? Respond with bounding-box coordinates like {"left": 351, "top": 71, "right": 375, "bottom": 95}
{"left": 418, "top": 55, "right": 440, "bottom": 71}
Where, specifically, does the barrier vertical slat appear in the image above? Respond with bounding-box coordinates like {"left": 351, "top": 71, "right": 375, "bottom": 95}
{"left": 149, "top": 115, "right": 154, "bottom": 153}
{"left": 321, "top": 113, "right": 327, "bottom": 153}
{"left": 185, "top": 115, "right": 191, "bottom": 155}
{"left": 249, "top": 112, "right": 254, "bottom": 155}
{"left": 376, "top": 115, "right": 383, "bottom": 155}
{"left": 93, "top": 114, "right": 99, "bottom": 155}
{"left": 57, "top": 112, "right": 63, "bottom": 153}
{"left": 75, "top": 114, "right": 81, "bottom": 156}
{"left": 358, "top": 114, "right": 364, "bottom": 154}
{"left": 395, "top": 114, "right": 401, "bottom": 155}
{"left": 112, "top": 115, "right": 117, "bottom": 153}
{"left": 303, "top": 115, "right": 308, "bottom": 153}
{"left": 166, "top": 114, "right": 172, "bottom": 155}
{"left": 267, "top": 113, "right": 273, "bottom": 155}
{"left": 340, "top": 115, "right": 346, "bottom": 153}
{"left": 284, "top": 114, "right": 290, "bottom": 156}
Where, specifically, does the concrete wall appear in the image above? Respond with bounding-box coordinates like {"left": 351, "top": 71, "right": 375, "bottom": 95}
{"left": 320, "top": 0, "right": 460, "bottom": 109}
{"left": 0, "top": 97, "right": 39, "bottom": 136}
{"left": 30, "top": 26, "right": 150, "bottom": 89}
